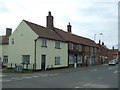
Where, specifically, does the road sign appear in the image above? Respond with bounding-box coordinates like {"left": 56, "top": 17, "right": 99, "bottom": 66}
{"left": 16, "top": 65, "right": 23, "bottom": 71}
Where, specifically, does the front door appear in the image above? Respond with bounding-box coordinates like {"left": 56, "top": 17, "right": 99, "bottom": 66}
{"left": 41, "top": 55, "right": 46, "bottom": 71}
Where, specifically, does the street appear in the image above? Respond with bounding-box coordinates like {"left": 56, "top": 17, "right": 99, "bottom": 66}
{"left": 1, "top": 64, "right": 119, "bottom": 88}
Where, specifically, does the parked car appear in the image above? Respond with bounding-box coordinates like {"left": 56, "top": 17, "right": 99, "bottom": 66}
{"left": 114, "top": 59, "right": 119, "bottom": 64}
{"left": 108, "top": 60, "right": 116, "bottom": 66}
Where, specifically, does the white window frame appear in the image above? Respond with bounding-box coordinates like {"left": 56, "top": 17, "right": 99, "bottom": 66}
{"left": 3, "top": 56, "right": 8, "bottom": 63}
{"left": 42, "top": 39, "right": 47, "bottom": 47}
{"left": 55, "top": 41, "right": 61, "bottom": 49}
{"left": 55, "top": 56, "right": 61, "bottom": 65}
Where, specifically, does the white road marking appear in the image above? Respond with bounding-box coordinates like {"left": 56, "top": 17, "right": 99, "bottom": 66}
{"left": 114, "top": 71, "right": 118, "bottom": 74}
{"left": 0, "top": 75, "right": 5, "bottom": 77}
{"left": 25, "top": 76, "right": 32, "bottom": 79}
{"left": 2, "top": 79, "right": 11, "bottom": 82}
{"left": 75, "top": 87, "right": 79, "bottom": 88}
{"left": 33, "top": 76, "right": 39, "bottom": 78}
{"left": 83, "top": 83, "right": 110, "bottom": 88}
{"left": 108, "top": 67, "right": 113, "bottom": 70}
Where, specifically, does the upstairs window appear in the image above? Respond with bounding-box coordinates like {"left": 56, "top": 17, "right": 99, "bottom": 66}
{"left": 42, "top": 39, "right": 47, "bottom": 47}
{"left": 69, "top": 43, "right": 73, "bottom": 50}
{"left": 85, "top": 46, "right": 89, "bottom": 52}
{"left": 55, "top": 41, "right": 60, "bottom": 49}
{"left": 90, "top": 47, "right": 94, "bottom": 52}
{"left": 11, "top": 39, "right": 14, "bottom": 44}
{"left": 76, "top": 45, "right": 82, "bottom": 51}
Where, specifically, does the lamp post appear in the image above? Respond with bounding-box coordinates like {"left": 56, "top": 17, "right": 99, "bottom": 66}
{"left": 94, "top": 33, "right": 103, "bottom": 42}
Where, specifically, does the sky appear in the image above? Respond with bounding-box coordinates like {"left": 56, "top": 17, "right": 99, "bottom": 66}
{"left": 0, "top": 0, "right": 119, "bottom": 49}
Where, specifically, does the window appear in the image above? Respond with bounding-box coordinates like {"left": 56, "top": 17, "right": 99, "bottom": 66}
{"left": 55, "top": 57, "right": 61, "bottom": 65}
{"left": 85, "top": 46, "right": 89, "bottom": 52}
{"left": 94, "top": 48, "right": 97, "bottom": 53}
{"left": 55, "top": 41, "right": 60, "bottom": 49}
{"left": 3, "top": 56, "right": 8, "bottom": 63}
{"left": 11, "top": 39, "right": 14, "bottom": 44}
{"left": 42, "top": 39, "right": 47, "bottom": 47}
{"left": 69, "top": 54, "right": 74, "bottom": 64}
{"left": 22, "top": 55, "right": 30, "bottom": 64}
{"left": 76, "top": 45, "right": 82, "bottom": 51}
{"left": 90, "top": 47, "right": 93, "bottom": 52}
{"left": 77, "top": 55, "right": 82, "bottom": 64}
{"left": 69, "top": 43, "right": 73, "bottom": 50}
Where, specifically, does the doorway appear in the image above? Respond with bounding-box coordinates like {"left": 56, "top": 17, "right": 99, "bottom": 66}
{"left": 41, "top": 55, "right": 46, "bottom": 71}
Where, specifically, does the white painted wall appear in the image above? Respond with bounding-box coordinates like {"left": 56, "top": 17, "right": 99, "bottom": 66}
{"left": 8, "top": 20, "right": 68, "bottom": 70}
{"left": 8, "top": 20, "right": 38, "bottom": 68}
{"left": 36, "top": 38, "right": 68, "bottom": 69}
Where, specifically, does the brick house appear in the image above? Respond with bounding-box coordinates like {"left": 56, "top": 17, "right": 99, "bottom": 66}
{"left": 112, "top": 47, "right": 118, "bottom": 59}
{"left": 97, "top": 40, "right": 112, "bottom": 64}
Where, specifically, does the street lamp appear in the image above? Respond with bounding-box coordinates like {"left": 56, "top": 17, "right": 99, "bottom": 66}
{"left": 94, "top": 33, "right": 103, "bottom": 42}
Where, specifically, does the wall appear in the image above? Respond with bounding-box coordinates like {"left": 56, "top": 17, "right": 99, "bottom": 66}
{"left": 36, "top": 38, "right": 68, "bottom": 70}
{"left": 8, "top": 21, "right": 38, "bottom": 68}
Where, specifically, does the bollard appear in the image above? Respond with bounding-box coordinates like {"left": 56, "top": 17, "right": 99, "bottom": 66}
{"left": 74, "top": 63, "right": 77, "bottom": 68}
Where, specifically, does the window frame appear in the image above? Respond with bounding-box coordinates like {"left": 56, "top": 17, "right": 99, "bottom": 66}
{"left": 55, "top": 41, "right": 61, "bottom": 49}
{"left": 55, "top": 56, "right": 61, "bottom": 65}
{"left": 41, "top": 39, "right": 47, "bottom": 47}
{"left": 22, "top": 55, "right": 30, "bottom": 64}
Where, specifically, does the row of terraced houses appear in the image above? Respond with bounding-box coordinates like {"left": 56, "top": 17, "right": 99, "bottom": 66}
{"left": 0, "top": 12, "right": 114, "bottom": 70}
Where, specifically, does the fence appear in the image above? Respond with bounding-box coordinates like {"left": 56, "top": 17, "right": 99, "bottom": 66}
{"left": 7, "top": 63, "right": 35, "bottom": 70}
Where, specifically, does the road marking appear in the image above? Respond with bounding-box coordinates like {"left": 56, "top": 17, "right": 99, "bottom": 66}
{"left": 2, "top": 79, "right": 11, "bottom": 82}
{"left": 25, "top": 76, "right": 32, "bottom": 79}
{"left": 0, "top": 75, "right": 5, "bottom": 77}
{"left": 75, "top": 87, "right": 79, "bottom": 88}
{"left": 108, "top": 67, "right": 113, "bottom": 70}
{"left": 114, "top": 71, "right": 118, "bottom": 74}
{"left": 34, "top": 75, "right": 39, "bottom": 77}
{"left": 83, "top": 83, "right": 110, "bottom": 88}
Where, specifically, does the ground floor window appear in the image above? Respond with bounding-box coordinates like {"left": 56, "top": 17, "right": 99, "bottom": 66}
{"left": 22, "top": 55, "right": 30, "bottom": 64}
{"left": 3, "top": 56, "right": 8, "bottom": 63}
{"left": 77, "top": 55, "right": 82, "bottom": 64}
{"left": 55, "top": 57, "right": 61, "bottom": 65}
{"left": 69, "top": 54, "right": 74, "bottom": 64}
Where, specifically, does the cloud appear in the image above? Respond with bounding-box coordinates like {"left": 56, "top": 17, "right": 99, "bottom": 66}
{"left": 0, "top": 0, "right": 118, "bottom": 49}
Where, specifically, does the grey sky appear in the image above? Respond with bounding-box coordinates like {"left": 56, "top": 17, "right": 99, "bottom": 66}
{"left": 0, "top": 0, "right": 118, "bottom": 49}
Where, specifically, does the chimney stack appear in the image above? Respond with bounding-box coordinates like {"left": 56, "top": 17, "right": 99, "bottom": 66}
{"left": 67, "top": 22, "right": 72, "bottom": 33}
{"left": 6, "top": 28, "right": 12, "bottom": 37}
{"left": 46, "top": 11, "right": 54, "bottom": 29}
{"left": 112, "top": 46, "right": 114, "bottom": 50}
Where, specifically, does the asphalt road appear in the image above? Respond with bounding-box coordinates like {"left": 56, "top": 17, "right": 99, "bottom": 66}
{"left": 1, "top": 64, "right": 119, "bottom": 88}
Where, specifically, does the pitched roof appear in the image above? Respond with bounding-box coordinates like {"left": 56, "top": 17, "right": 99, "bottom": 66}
{"left": 97, "top": 44, "right": 110, "bottom": 51}
{"left": 24, "top": 20, "right": 66, "bottom": 42}
{"left": 55, "top": 28, "right": 97, "bottom": 47}
{"left": 0, "top": 35, "right": 9, "bottom": 45}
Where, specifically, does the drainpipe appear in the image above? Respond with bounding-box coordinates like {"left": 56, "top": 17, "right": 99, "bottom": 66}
{"left": 34, "top": 38, "right": 38, "bottom": 71}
